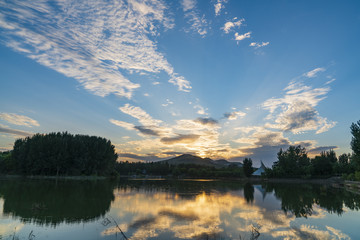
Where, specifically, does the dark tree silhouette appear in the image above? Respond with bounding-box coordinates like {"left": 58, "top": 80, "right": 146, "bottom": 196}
{"left": 243, "top": 158, "right": 253, "bottom": 177}
{"left": 11, "top": 132, "right": 117, "bottom": 176}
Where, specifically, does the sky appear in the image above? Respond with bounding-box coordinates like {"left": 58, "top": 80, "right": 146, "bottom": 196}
{"left": 1, "top": 0, "right": 360, "bottom": 167}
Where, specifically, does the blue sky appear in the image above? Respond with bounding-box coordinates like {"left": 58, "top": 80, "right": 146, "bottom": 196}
{"left": 1, "top": 0, "right": 360, "bottom": 166}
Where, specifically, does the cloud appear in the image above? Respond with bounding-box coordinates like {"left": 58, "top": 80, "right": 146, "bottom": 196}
{"left": 109, "top": 119, "right": 135, "bottom": 130}
{"left": 0, "top": 113, "right": 39, "bottom": 127}
{"left": 118, "top": 153, "right": 164, "bottom": 162}
{"left": 181, "top": 0, "right": 208, "bottom": 36}
{"left": 0, "top": 0, "right": 190, "bottom": 97}
{"left": 134, "top": 126, "right": 161, "bottom": 136}
{"left": 194, "top": 117, "right": 218, "bottom": 126}
{"left": 119, "top": 104, "right": 163, "bottom": 126}
{"left": 249, "top": 42, "right": 269, "bottom": 49}
{"left": 152, "top": 81, "right": 160, "bottom": 85}
{"left": 194, "top": 105, "right": 207, "bottom": 115}
{"left": 262, "top": 80, "right": 336, "bottom": 134}
{"left": 181, "top": 0, "right": 196, "bottom": 11}
{"left": 304, "top": 68, "right": 325, "bottom": 78}
{"left": 169, "top": 74, "right": 192, "bottom": 92}
{"left": 232, "top": 129, "right": 294, "bottom": 166}
{"left": 222, "top": 18, "right": 244, "bottom": 34}
{"left": 325, "top": 78, "right": 336, "bottom": 85}
{"left": 0, "top": 126, "right": 33, "bottom": 137}
{"left": 308, "top": 146, "right": 338, "bottom": 154}
{"left": 224, "top": 111, "right": 246, "bottom": 120}
{"left": 214, "top": 0, "right": 227, "bottom": 16}
{"left": 235, "top": 32, "right": 251, "bottom": 41}
{"left": 160, "top": 134, "right": 200, "bottom": 144}
{"left": 162, "top": 99, "right": 174, "bottom": 107}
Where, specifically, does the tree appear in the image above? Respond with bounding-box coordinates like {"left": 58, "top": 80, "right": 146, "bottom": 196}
{"left": 11, "top": 132, "right": 117, "bottom": 176}
{"left": 243, "top": 158, "right": 253, "bottom": 177}
{"left": 351, "top": 120, "right": 360, "bottom": 156}
{"left": 311, "top": 151, "right": 335, "bottom": 176}
{"left": 351, "top": 120, "right": 360, "bottom": 171}
{"left": 272, "top": 145, "right": 310, "bottom": 177}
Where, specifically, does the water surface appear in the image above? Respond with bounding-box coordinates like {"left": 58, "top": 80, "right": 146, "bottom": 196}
{"left": 0, "top": 178, "right": 359, "bottom": 239}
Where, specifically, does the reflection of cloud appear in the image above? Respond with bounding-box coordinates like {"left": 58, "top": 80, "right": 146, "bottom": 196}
{"left": 104, "top": 187, "right": 349, "bottom": 240}
{"left": 0, "top": 112, "right": 39, "bottom": 127}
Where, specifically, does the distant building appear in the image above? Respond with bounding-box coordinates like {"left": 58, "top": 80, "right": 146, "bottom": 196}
{"left": 252, "top": 161, "right": 267, "bottom": 176}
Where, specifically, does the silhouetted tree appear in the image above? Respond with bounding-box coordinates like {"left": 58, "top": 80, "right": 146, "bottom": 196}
{"left": 351, "top": 120, "right": 360, "bottom": 171}
{"left": 243, "top": 158, "right": 253, "bottom": 177}
{"left": 11, "top": 132, "right": 117, "bottom": 176}
{"left": 271, "top": 145, "right": 310, "bottom": 177}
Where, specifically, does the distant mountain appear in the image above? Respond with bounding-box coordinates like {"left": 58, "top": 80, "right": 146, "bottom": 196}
{"left": 160, "top": 154, "right": 243, "bottom": 168}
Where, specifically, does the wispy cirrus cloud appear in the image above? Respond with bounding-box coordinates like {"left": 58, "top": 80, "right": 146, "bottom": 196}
{"left": 0, "top": 0, "right": 191, "bottom": 97}
{"left": 119, "top": 104, "right": 163, "bottom": 126}
{"left": 0, "top": 113, "right": 39, "bottom": 127}
{"left": 109, "top": 119, "right": 135, "bottom": 130}
{"left": 304, "top": 67, "right": 325, "bottom": 78}
{"left": 214, "top": 0, "right": 227, "bottom": 16}
{"left": 181, "top": 0, "right": 208, "bottom": 36}
{"left": 0, "top": 126, "right": 33, "bottom": 137}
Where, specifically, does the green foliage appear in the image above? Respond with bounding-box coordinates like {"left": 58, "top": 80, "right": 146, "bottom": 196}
{"left": 355, "top": 171, "right": 360, "bottom": 181}
{"left": 9, "top": 132, "right": 117, "bottom": 176}
{"left": 270, "top": 145, "right": 310, "bottom": 178}
{"left": 351, "top": 120, "right": 360, "bottom": 156}
{"left": 0, "top": 151, "right": 15, "bottom": 173}
{"left": 243, "top": 158, "right": 253, "bottom": 177}
{"left": 311, "top": 150, "right": 336, "bottom": 176}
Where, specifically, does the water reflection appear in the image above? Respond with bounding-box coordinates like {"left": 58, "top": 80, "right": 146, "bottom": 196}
{"left": 0, "top": 179, "right": 359, "bottom": 239}
{"left": 0, "top": 178, "right": 115, "bottom": 226}
{"left": 105, "top": 180, "right": 358, "bottom": 239}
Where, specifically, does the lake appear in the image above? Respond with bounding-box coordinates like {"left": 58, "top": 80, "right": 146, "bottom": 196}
{"left": 0, "top": 178, "right": 359, "bottom": 240}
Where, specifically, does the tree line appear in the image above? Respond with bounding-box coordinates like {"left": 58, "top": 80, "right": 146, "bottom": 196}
{"left": 1, "top": 120, "right": 359, "bottom": 179}
{"left": 265, "top": 120, "right": 360, "bottom": 180}
{"left": 0, "top": 132, "right": 117, "bottom": 176}
{"left": 115, "top": 161, "right": 246, "bottom": 178}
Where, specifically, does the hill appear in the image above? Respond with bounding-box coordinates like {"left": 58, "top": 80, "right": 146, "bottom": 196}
{"left": 160, "top": 154, "right": 243, "bottom": 168}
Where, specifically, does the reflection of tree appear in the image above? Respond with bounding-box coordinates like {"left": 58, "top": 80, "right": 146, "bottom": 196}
{"left": 244, "top": 182, "right": 254, "bottom": 203}
{"left": 265, "top": 183, "right": 360, "bottom": 217}
{"left": 0, "top": 179, "right": 115, "bottom": 226}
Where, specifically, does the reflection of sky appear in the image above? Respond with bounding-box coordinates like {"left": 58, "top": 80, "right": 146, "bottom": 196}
{"left": 0, "top": 185, "right": 357, "bottom": 240}
{"left": 103, "top": 186, "right": 352, "bottom": 240}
